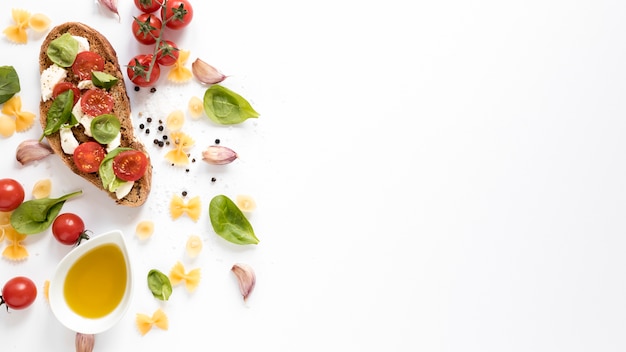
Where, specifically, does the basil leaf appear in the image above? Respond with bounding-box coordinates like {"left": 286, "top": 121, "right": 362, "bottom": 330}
{"left": 44, "top": 90, "right": 74, "bottom": 136}
{"left": 209, "top": 195, "right": 259, "bottom": 245}
{"left": 0, "top": 66, "right": 20, "bottom": 104}
{"left": 47, "top": 33, "right": 79, "bottom": 67}
{"left": 10, "top": 190, "right": 82, "bottom": 235}
{"left": 203, "top": 85, "right": 259, "bottom": 125}
{"left": 147, "top": 269, "right": 172, "bottom": 301}
{"left": 91, "top": 114, "right": 120, "bottom": 144}
{"left": 99, "top": 147, "right": 133, "bottom": 191}
{"left": 91, "top": 71, "right": 119, "bottom": 90}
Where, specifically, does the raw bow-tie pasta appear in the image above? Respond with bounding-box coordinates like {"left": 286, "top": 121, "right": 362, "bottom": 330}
{"left": 185, "top": 235, "right": 203, "bottom": 258}
{"left": 136, "top": 308, "right": 169, "bottom": 336}
{"left": 170, "top": 195, "right": 201, "bottom": 222}
{"left": 3, "top": 9, "right": 30, "bottom": 44}
{"left": 164, "top": 131, "right": 194, "bottom": 165}
{"left": 3, "top": 226, "right": 28, "bottom": 261}
{"left": 2, "top": 96, "right": 36, "bottom": 132}
{"left": 0, "top": 211, "right": 10, "bottom": 242}
{"left": 167, "top": 50, "right": 192, "bottom": 83}
{"left": 169, "top": 261, "right": 201, "bottom": 292}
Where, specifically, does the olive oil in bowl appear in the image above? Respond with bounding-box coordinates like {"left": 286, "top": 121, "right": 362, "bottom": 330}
{"left": 49, "top": 230, "right": 133, "bottom": 334}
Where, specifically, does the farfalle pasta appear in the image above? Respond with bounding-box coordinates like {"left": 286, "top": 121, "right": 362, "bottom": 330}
{"left": 136, "top": 308, "right": 169, "bottom": 336}
{"left": 169, "top": 261, "right": 201, "bottom": 292}
{"left": 170, "top": 194, "right": 201, "bottom": 222}
{"left": 167, "top": 50, "right": 192, "bottom": 83}
{"left": 2, "top": 96, "right": 35, "bottom": 132}
{"left": 185, "top": 235, "right": 203, "bottom": 258}
{"left": 2, "top": 226, "right": 28, "bottom": 261}
{"left": 164, "top": 131, "right": 194, "bottom": 165}
{"left": 3, "top": 9, "right": 50, "bottom": 44}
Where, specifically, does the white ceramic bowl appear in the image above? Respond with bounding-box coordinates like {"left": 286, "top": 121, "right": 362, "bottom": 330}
{"left": 48, "top": 230, "right": 133, "bottom": 334}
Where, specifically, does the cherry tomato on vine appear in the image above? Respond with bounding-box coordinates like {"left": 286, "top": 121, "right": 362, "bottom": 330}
{"left": 52, "top": 213, "right": 90, "bottom": 246}
{"left": 127, "top": 54, "right": 161, "bottom": 87}
{"left": 71, "top": 51, "right": 105, "bottom": 80}
{"left": 0, "top": 178, "right": 25, "bottom": 212}
{"left": 156, "top": 40, "right": 180, "bottom": 66}
{"left": 112, "top": 150, "right": 149, "bottom": 181}
{"left": 73, "top": 141, "right": 106, "bottom": 173}
{"left": 52, "top": 82, "right": 80, "bottom": 106}
{"left": 1, "top": 276, "right": 37, "bottom": 310}
{"left": 132, "top": 13, "right": 162, "bottom": 45}
{"left": 162, "top": 0, "right": 194, "bottom": 30}
{"left": 134, "top": 0, "right": 162, "bottom": 13}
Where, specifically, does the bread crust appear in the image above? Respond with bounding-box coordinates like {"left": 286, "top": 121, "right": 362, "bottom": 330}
{"left": 39, "top": 22, "right": 151, "bottom": 207}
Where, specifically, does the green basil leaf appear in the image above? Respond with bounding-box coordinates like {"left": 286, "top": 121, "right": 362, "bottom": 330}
{"left": 44, "top": 90, "right": 74, "bottom": 136}
{"left": 91, "top": 71, "right": 119, "bottom": 90}
{"left": 10, "top": 190, "right": 82, "bottom": 235}
{"left": 47, "top": 33, "right": 79, "bottom": 67}
{"left": 91, "top": 114, "right": 120, "bottom": 144}
{"left": 209, "top": 195, "right": 259, "bottom": 245}
{"left": 99, "top": 147, "right": 133, "bottom": 191}
{"left": 147, "top": 269, "right": 172, "bottom": 301}
{"left": 0, "top": 66, "right": 20, "bottom": 104}
{"left": 203, "top": 85, "right": 259, "bottom": 125}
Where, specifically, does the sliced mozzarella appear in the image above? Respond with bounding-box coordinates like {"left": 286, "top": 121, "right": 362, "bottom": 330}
{"left": 72, "top": 98, "right": 94, "bottom": 137}
{"left": 115, "top": 181, "right": 134, "bottom": 199}
{"left": 77, "top": 80, "right": 95, "bottom": 90}
{"left": 60, "top": 126, "right": 79, "bottom": 154}
{"left": 107, "top": 132, "right": 121, "bottom": 152}
{"left": 40, "top": 64, "right": 67, "bottom": 102}
{"left": 72, "top": 36, "right": 90, "bottom": 53}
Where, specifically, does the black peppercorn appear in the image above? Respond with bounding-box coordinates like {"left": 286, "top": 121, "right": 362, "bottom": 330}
{"left": 145, "top": 129, "right": 150, "bottom": 134}
{"left": 158, "top": 125, "right": 164, "bottom": 131}
{"left": 150, "top": 87, "right": 157, "bottom": 93}
{"left": 134, "top": 86, "right": 140, "bottom": 91}
{"left": 211, "top": 177, "right": 216, "bottom": 182}
{"left": 147, "top": 117, "right": 152, "bottom": 123}
{"left": 139, "top": 123, "right": 144, "bottom": 129}
{"left": 182, "top": 191, "right": 188, "bottom": 197}
{"left": 215, "top": 138, "right": 220, "bottom": 144}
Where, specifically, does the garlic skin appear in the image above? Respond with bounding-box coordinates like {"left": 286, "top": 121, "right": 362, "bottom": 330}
{"left": 16, "top": 139, "right": 53, "bottom": 165}
{"left": 192, "top": 58, "right": 226, "bottom": 84}
{"left": 202, "top": 145, "right": 238, "bottom": 165}
{"left": 75, "top": 333, "right": 94, "bottom": 352}
{"left": 231, "top": 263, "right": 256, "bottom": 302}
{"left": 97, "top": 0, "right": 120, "bottom": 21}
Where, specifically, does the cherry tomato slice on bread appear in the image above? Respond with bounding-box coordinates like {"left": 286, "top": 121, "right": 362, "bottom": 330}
{"left": 0, "top": 178, "right": 25, "bottom": 212}
{"left": 1, "top": 276, "right": 37, "bottom": 310}
{"left": 81, "top": 88, "right": 114, "bottom": 117}
{"left": 112, "top": 150, "right": 149, "bottom": 181}
{"left": 52, "top": 82, "right": 80, "bottom": 106}
{"left": 72, "top": 51, "right": 105, "bottom": 80}
{"left": 73, "top": 142, "right": 106, "bottom": 173}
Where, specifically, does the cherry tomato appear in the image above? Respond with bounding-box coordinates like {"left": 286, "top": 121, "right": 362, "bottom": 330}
{"left": 132, "top": 13, "right": 162, "bottom": 45}
{"left": 162, "top": 0, "right": 193, "bottom": 30}
{"left": 1, "top": 276, "right": 37, "bottom": 310}
{"left": 0, "top": 178, "right": 25, "bottom": 212}
{"left": 52, "top": 213, "right": 89, "bottom": 246}
{"left": 81, "top": 88, "right": 114, "bottom": 117}
{"left": 127, "top": 54, "right": 161, "bottom": 87}
{"left": 73, "top": 141, "right": 106, "bottom": 173}
{"left": 134, "top": 0, "right": 161, "bottom": 13}
{"left": 71, "top": 51, "right": 105, "bottom": 80}
{"left": 156, "top": 40, "right": 180, "bottom": 66}
{"left": 112, "top": 150, "right": 149, "bottom": 181}
{"left": 52, "top": 82, "right": 80, "bottom": 106}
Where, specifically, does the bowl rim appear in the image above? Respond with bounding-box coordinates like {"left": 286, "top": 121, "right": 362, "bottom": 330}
{"left": 48, "top": 229, "right": 133, "bottom": 334}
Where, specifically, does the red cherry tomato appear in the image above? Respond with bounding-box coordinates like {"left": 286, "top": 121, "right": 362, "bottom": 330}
{"left": 52, "top": 213, "right": 89, "bottom": 246}
{"left": 134, "top": 0, "right": 161, "bottom": 13}
{"left": 127, "top": 54, "right": 161, "bottom": 87}
{"left": 162, "top": 0, "right": 193, "bottom": 30}
{"left": 132, "top": 13, "right": 162, "bottom": 45}
{"left": 156, "top": 40, "right": 180, "bottom": 66}
{"left": 52, "top": 82, "right": 80, "bottom": 106}
{"left": 73, "top": 142, "right": 106, "bottom": 173}
{"left": 71, "top": 51, "right": 105, "bottom": 80}
{"left": 81, "top": 88, "right": 114, "bottom": 117}
{"left": 112, "top": 150, "right": 149, "bottom": 181}
{"left": 0, "top": 178, "right": 25, "bottom": 212}
{"left": 1, "top": 276, "right": 37, "bottom": 310}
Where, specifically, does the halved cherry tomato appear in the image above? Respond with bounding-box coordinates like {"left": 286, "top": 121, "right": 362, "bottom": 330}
{"left": 156, "top": 40, "right": 180, "bottom": 66}
{"left": 127, "top": 54, "right": 161, "bottom": 87}
{"left": 52, "top": 82, "right": 80, "bottom": 106}
{"left": 162, "top": 0, "right": 193, "bottom": 30}
{"left": 1, "top": 276, "right": 37, "bottom": 310}
{"left": 52, "top": 213, "right": 89, "bottom": 246}
{"left": 81, "top": 88, "right": 114, "bottom": 116}
{"left": 112, "top": 150, "right": 149, "bottom": 181}
{"left": 134, "top": 0, "right": 161, "bottom": 13}
{"left": 73, "top": 141, "right": 106, "bottom": 173}
{"left": 71, "top": 51, "right": 105, "bottom": 80}
{"left": 0, "top": 178, "right": 25, "bottom": 212}
{"left": 132, "top": 13, "right": 162, "bottom": 45}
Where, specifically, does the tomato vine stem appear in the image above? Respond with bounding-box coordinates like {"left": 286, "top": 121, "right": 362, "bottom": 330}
{"left": 145, "top": 0, "right": 168, "bottom": 81}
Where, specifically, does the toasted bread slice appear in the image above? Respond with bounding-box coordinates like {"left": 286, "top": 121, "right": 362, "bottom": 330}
{"left": 39, "top": 22, "right": 151, "bottom": 207}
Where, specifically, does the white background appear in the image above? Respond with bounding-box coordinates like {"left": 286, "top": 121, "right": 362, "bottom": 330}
{"left": 0, "top": 0, "right": 625, "bottom": 351}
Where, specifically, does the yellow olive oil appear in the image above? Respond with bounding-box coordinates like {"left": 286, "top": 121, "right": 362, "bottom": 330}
{"left": 64, "top": 243, "right": 127, "bottom": 318}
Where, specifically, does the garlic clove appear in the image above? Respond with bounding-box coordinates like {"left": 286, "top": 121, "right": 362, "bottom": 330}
{"left": 97, "top": 0, "right": 120, "bottom": 21}
{"left": 75, "top": 333, "right": 95, "bottom": 352}
{"left": 231, "top": 263, "right": 256, "bottom": 302}
{"left": 192, "top": 58, "right": 226, "bottom": 85}
{"left": 202, "top": 145, "right": 238, "bottom": 165}
{"left": 16, "top": 139, "right": 53, "bottom": 165}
